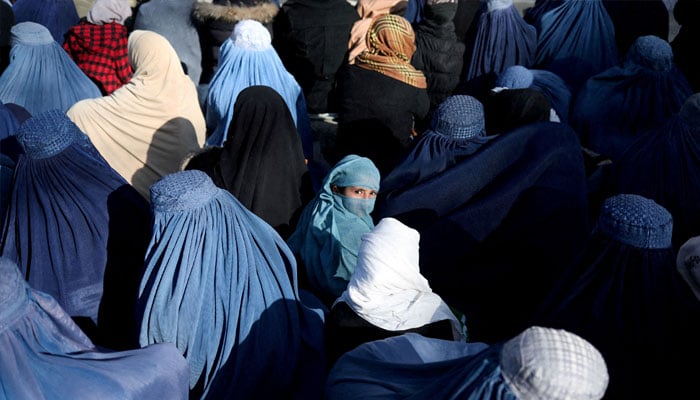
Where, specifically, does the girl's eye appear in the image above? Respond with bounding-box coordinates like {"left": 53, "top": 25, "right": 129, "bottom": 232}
{"left": 354, "top": 189, "right": 364, "bottom": 195}
{"left": 370, "top": 191, "right": 377, "bottom": 197}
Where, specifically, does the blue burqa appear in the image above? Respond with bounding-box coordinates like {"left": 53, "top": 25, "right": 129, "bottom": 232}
{"left": 137, "top": 169, "right": 326, "bottom": 400}
{"left": 375, "top": 121, "right": 590, "bottom": 344}
{"left": 11, "top": 0, "right": 80, "bottom": 44}
{"left": 462, "top": 0, "right": 537, "bottom": 84}
{"left": 605, "top": 93, "right": 700, "bottom": 251}
{"left": 0, "top": 109, "right": 151, "bottom": 350}
{"left": 530, "top": 194, "right": 700, "bottom": 399}
{"left": 0, "top": 257, "right": 190, "bottom": 400}
{"left": 571, "top": 35, "right": 693, "bottom": 161}
{"left": 203, "top": 19, "right": 313, "bottom": 161}
{"left": 533, "top": 0, "right": 618, "bottom": 95}
{"left": 0, "top": 22, "right": 101, "bottom": 115}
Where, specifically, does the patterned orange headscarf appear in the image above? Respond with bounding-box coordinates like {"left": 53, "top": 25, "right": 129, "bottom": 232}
{"left": 354, "top": 14, "right": 427, "bottom": 89}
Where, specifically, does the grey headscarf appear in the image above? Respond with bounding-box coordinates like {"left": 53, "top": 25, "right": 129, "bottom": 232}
{"left": 87, "top": 0, "right": 132, "bottom": 25}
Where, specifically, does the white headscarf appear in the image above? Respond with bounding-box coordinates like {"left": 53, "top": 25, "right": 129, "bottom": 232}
{"left": 337, "top": 217, "right": 463, "bottom": 338}
{"left": 67, "top": 30, "right": 206, "bottom": 200}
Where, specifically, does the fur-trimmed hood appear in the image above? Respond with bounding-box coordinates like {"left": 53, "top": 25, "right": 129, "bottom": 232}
{"left": 193, "top": 0, "right": 279, "bottom": 24}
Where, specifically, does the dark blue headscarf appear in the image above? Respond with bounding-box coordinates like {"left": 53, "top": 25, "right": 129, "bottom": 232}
{"left": 571, "top": 35, "right": 693, "bottom": 161}
{"left": 376, "top": 121, "right": 589, "bottom": 344}
{"left": 137, "top": 169, "right": 326, "bottom": 400}
{"left": 0, "top": 109, "right": 151, "bottom": 350}
{"left": 463, "top": 0, "right": 537, "bottom": 83}
{"left": 531, "top": 194, "right": 700, "bottom": 399}
{"left": 11, "top": 0, "right": 80, "bottom": 44}
{"left": 533, "top": 0, "right": 618, "bottom": 95}
{"left": 0, "top": 22, "right": 101, "bottom": 115}
{"left": 0, "top": 257, "right": 190, "bottom": 400}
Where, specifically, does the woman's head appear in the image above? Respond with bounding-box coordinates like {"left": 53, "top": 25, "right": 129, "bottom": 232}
{"left": 328, "top": 155, "right": 381, "bottom": 217}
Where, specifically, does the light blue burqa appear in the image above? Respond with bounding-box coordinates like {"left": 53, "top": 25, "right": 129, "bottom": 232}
{"left": 137, "top": 169, "right": 326, "bottom": 400}
{"left": 0, "top": 22, "right": 101, "bottom": 115}
{"left": 203, "top": 19, "right": 313, "bottom": 161}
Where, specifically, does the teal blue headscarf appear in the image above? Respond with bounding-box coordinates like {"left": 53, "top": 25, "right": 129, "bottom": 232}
{"left": 287, "top": 155, "right": 380, "bottom": 303}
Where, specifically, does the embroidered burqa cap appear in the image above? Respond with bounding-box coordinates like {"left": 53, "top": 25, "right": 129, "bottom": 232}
{"left": 624, "top": 34, "right": 673, "bottom": 71}
{"left": 430, "top": 95, "right": 486, "bottom": 139}
{"left": 596, "top": 193, "right": 673, "bottom": 249}
{"left": 500, "top": 326, "right": 609, "bottom": 400}
{"left": 496, "top": 64, "right": 534, "bottom": 88}
{"left": 230, "top": 18, "right": 271, "bottom": 50}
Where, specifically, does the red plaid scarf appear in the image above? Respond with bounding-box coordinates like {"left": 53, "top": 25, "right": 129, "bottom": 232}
{"left": 63, "top": 20, "right": 132, "bottom": 95}
{"left": 355, "top": 14, "right": 427, "bottom": 89}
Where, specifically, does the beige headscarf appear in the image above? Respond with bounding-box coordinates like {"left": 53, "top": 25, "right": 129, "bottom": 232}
{"left": 347, "top": 0, "right": 401, "bottom": 64}
{"left": 355, "top": 14, "right": 427, "bottom": 88}
{"left": 67, "top": 30, "right": 206, "bottom": 200}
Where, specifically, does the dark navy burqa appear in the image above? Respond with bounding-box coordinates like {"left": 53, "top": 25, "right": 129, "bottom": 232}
{"left": 11, "top": 0, "right": 80, "bottom": 45}
{"left": 460, "top": 0, "right": 537, "bottom": 91}
{"left": 326, "top": 327, "right": 609, "bottom": 400}
{"left": 571, "top": 35, "right": 693, "bottom": 162}
{"left": 376, "top": 94, "right": 493, "bottom": 199}
{"left": 0, "top": 101, "right": 23, "bottom": 228}
{"left": 376, "top": 119, "right": 589, "bottom": 344}
{"left": 530, "top": 194, "right": 700, "bottom": 400}
{"left": 0, "top": 110, "right": 151, "bottom": 350}
{"left": 604, "top": 93, "right": 700, "bottom": 251}
{"left": 531, "top": 0, "right": 618, "bottom": 96}
{"left": 0, "top": 257, "right": 190, "bottom": 400}
{"left": 137, "top": 170, "right": 326, "bottom": 400}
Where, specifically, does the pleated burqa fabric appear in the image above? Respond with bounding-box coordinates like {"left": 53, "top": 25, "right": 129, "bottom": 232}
{"left": 326, "top": 327, "right": 609, "bottom": 400}
{"left": 0, "top": 110, "right": 152, "bottom": 350}
{"left": 0, "top": 101, "right": 24, "bottom": 234}
{"left": 462, "top": 0, "right": 537, "bottom": 83}
{"left": 185, "top": 85, "right": 311, "bottom": 240}
{"left": 67, "top": 30, "right": 206, "bottom": 200}
{"left": 531, "top": 194, "right": 700, "bottom": 399}
{"left": 571, "top": 35, "right": 693, "bottom": 162}
{"left": 11, "top": 0, "right": 80, "bottom": 44}
{"left": 605, "top": 93, "right": 700, "bottom": 250}
{"left": 532, "top": 0, "right": 618, "bottom": 95}
{"left": 203, "top": 19, "right": 313, "bottom": 160}
{"left": 375, "top": 121, "right": 590, "bottom": 344}
{"left": 0, "top": 257, "right": 190, "bottom": 400}
{"left": 137, "top": 170, "right": 326, "bottom": 400}
{"left": 0, "top": 22, "right": 101, "bottom": 116}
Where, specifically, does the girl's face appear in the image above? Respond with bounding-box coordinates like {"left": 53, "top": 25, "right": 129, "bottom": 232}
{"left": 332, "top": 185, "right": 378, "bottom": 199}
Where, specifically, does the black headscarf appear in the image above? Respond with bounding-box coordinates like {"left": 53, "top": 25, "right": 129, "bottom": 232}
{"left": 186, "top": 85, "right": 312, "bottom": 239}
